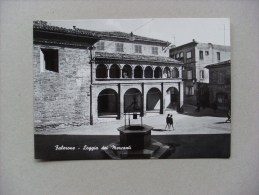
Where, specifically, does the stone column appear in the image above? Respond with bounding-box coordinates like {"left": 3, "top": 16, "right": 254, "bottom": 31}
{"left": 120, "top": 85, "right": 124, "bottom": 119}
{"left": 142, "top": 68, "right": 145, "bottom": 78}
{"left": 161, "top": 82, "right": 164, "bottom": 114}
{"left": 142, "top": 83, "right": 146, "bottom": 116}
{"left": 117, "top": 84, "right": 121, "bottom": 119}
{"left": 107, "top": 68, "right": 110, "bottom": 79}
{"left": 120, "top": 68, "right": 123, "bottom": 79}
{"left": 179, "top": 82, "right": 184, "bottom": 109}
{"left": 132, "top": 68, "right": 134, "bottom": 78}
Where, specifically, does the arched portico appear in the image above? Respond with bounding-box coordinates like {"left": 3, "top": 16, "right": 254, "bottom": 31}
{"left": 146, "top": 88, "right": 162, "bottom": 112}
{"left": 165, "top": 87, "right": 179, "bottom": 110}
{"left": 134, "top": 66, "right": 143, "bottom": 78}
{"left": 98, "top": 89, "right": 118, "bottom": 117}
{"left": 122, "top": 64, "right": 132, "bottom": 78}
{"left": 144, "top": 66, "right": 153, "bottom": 78}
{"left": 172, "top": 67, "right": 179, "bottom": 78}
{"left": 163, "top": 67, "right": 171, "bottom": 78}
{"left": 96, "top": 64, "right": 108, "bottom": 78}
{"left": 154, "top": 67, "right": 162, "bottom": 78}
{"left": 124, "top": 88, "right": 142, "bottom": 113}
{"left": 109, "top": 64, "right": 120, "bottom": 78}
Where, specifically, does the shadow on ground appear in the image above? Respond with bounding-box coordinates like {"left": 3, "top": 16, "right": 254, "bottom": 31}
{"left": 181, "top": 105, "right": 228, "bottom": 118}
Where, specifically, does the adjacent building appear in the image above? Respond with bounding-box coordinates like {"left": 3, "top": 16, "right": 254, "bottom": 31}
{"left": 169, "top": 40, "right": 230, "bottom": 107}
{"left": 33, "top": 21, "right": 184, "bottom": 130}
{"left": 205, "top": 60, "right": 231, "bottom": 110}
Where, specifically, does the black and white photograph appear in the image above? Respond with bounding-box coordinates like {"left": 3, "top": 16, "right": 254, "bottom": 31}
{"left": 33, "top": 18, "right": 231, "bottom": 160}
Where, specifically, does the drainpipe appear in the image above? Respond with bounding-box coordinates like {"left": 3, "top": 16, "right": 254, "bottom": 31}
{"left": 88, "top": 45, "right": 94, "bottom": 125}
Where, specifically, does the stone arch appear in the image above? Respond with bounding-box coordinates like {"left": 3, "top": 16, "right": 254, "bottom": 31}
{"left": 124, "top": 88, "right": 142, "bottom": 113}
{"left": 110, "top": 64, "right": 120, "bottom": 78}
{"left": 122, "top": 64, "right": 132, "bottom": 78}
{"left": 172, "top": 67, "right": 179, "bottom": 78}
{"left": 163, "top": 67, "right": 171, "bottom": 78}
{"left": 154, "top": 67, "right": 162, "bottom": 78}
{"left": 134, "top": 65, "right": 143, "bottom": 78}
{"left": 144, "top": 66, "right": 153, "bottom": 78}
{"left": 96, "top": 64, "right": 108, "bottom": 78}
{"left": 165, "top": 87, "right": 179, "bottom": 110}
{"left": 146, "top": 87, "right": 162, "bottom": 112}
{"left": 98, "top": 88, "right": 118, "bottom": 116}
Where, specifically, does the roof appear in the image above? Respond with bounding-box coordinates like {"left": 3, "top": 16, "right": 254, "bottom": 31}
{"left": 97, "top": 31, "right": 169, "bottom": 45}
{"left": 95, "top": 52, "right": 183, "bottom": 64}
{"left": 170, "top": 40, "right": 231, "bottom": 52}
{"left": 205, "top": 60, "right": 231, "bottom": 69}
{"left": 197, "top": 43, "right": 231, "bottom": 51}
{"left": 33, "top": 21, "right": 101, "bottom": 38}
{"left": 33, "top": 21, "right": 170, "bottom": 45}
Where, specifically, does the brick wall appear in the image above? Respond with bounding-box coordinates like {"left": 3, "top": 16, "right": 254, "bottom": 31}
{"left": 33, "top": 45, "right": 91, "bottom": 130}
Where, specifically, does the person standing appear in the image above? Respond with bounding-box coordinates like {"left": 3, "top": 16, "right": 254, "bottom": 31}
{"left": 226, "top": 110, "right": 231, "bottom": 123}
{"left": 165, "top": 114, "right": 170, "bottom": 130}
{"left": 169, "top": 114, "right": 175, "bottom": 130}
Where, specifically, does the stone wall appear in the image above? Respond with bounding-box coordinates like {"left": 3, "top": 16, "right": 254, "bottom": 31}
{"left": 33, "top": 45, "right": 91, "bottom": 130}
{"left": 208, "top": 65, "right": 231, "bottom": 109}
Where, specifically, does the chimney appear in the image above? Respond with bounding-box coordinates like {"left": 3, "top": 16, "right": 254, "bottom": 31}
{"left": 73, "top": 26, "right": 76, "bottom": 29}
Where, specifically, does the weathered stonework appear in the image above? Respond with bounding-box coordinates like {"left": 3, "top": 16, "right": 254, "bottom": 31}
{"left": 34, "top": 45, "right": 92, "bottom": 130}
{"left": 206, "top": 60, "right": 231, "bottom": 109}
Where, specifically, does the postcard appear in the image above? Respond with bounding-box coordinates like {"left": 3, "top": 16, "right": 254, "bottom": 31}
{"left": 34, "top": 18, "right": 231, "bottom": 160}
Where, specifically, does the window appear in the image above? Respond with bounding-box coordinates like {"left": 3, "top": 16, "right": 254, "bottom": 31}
{"left": 116, "top": 43, "right": 124, "bottom": 52}
{"left": 185, "top": 86, "right": 194, "bottom": 95}
{"left": 187, "top": 70, "right": 193, "bottom": 79}
{"left": 218, "top": 72, "right": 225, "bottom": 84}
{"left": 200, "top": 70, "right": 204, "bottom": 79}
{"left": 187, "top": 51, "right": 192, "bottom": 58}
{"left": 180, "top": 52, "right": 184, "bottom": 58}
{"left": 152, "top": 47, "right": 158, "bottom": 55}
{"left": 217, "top": 52, "right": 220, "bottom": 60}
{"left": 205, "top": 51, "right": 209, "bottom": 55}
{"left": 171, "top": 54, "right": 175, "bottom": 59}
{"left": 96, "top": 42, "right": 104, "bottom": 50}
{"left": 135, "top": 45, "right": 142, "bottom": 53}
{"left": 176, "top": 53, "right": 180, "bottom": 59}
{"left": 41, "top": 49, "right": 59, "bottom": 73}
{"left": 199, "top": 51, "right": 203, "bottom": 59}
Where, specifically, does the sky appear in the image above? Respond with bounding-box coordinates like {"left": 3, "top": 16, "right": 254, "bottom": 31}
{"left": 48, "top": 18, "right": 230, "bottom": 46}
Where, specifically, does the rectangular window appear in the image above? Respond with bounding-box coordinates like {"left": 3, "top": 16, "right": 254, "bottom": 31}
{"left": 199, "top": 51, "right": 203, "bottom": 59}
{"left": 116, "top": 43, "right": 124, "bottom": 52}
{"left": 96, "top": 42, "right": 104, "bottom": 50}
{"left": 135, "top": 45, "right": 142, "bottom": 53}
{"left": 187, "top": 51, "right": 192, "bottom": 58}
{"left": 41, "top": 49, "right": 59, "bottom": 73}
{"left": 217, "top": 52, "right": 220, "bottom": 60}
{"left": 185, "top": 87, "right": 188, "bottom": 95}
{"left": 200, "top": 70, "right": 204, "bottom": 79}
{"left": 187, "top": 70, "right": 193, "bottom": 79}
{"left": 205, "top": 51, "right": 209, "bottom": 55}
{"left": 152, "top": 47, "right": 158, "bottom": 55}
{"left": 185, "top": 86, "right": 194, "bottom": 95}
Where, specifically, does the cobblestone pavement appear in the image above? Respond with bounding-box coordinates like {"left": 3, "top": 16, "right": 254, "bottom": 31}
{"left": 35, "top": 105, "right": 231, "bottom": 135}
